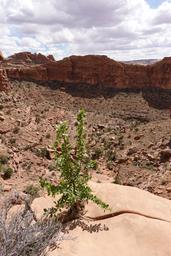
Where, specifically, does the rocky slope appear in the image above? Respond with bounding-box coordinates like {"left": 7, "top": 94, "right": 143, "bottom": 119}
{"left": 0, "top": 68, "right": 11, "bottom": 91}
{"left": 0, "top": 80, "right": 170, "bottom": 199}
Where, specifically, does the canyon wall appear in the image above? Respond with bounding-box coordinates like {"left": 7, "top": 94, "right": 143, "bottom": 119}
{"left": 3, "top": 52, "right": 171, "bottom": 90}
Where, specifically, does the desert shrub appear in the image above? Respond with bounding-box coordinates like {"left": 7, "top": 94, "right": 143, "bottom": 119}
{"left": 92, "top": 147, "right": 103, "bottom": 160}
{"left": 106, "top": 161, "right": 114, "bottom": 170}
{"left": 24, "top": 184, "right": 40, "bottom": 199}
{"left": 40, "top": 109, "right": 109, "bottom": 219}
{"left": 0, "top": 196, "right": 62, "bottom": 256}
{"left": 35, "top": 147, "right": 50, "bottom": 159}
{"left": 105, "top": 150, "right": 116, "bottom": 162}
{"left": 9, "top": 138, "right": 16, "bottom": 145}
{"left": 0, "top": 166, "right": 13, "bottom": 179}
{"left": 0, "top": 155, "right": 9, "bottom": 165}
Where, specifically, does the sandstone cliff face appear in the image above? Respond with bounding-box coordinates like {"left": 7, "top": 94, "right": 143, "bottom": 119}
{"left": 148, "top": 57, "right": 171, "bottom": 88}
{"left": 6, "top": 66, "right": 48, "bottom": 81}
{"left": 3, "top": 52, "right": 171, "bottom": 90}
{"left": 123, "top": 64, "right": 149, "bottom": 88}
{"left": 46, "top": 55, "right": 125, "bottom": 87}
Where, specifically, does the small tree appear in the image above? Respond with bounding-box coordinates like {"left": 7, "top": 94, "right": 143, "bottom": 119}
{"left": 40, "top": 109, "right": 109, "bottom": 221}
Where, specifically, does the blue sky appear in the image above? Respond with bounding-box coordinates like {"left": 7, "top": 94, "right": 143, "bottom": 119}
{"left": 0, "top": 0, "right": 171, "bottom": 60}
{"left": 147, "top": 0, "right": 165, "bottom": 8}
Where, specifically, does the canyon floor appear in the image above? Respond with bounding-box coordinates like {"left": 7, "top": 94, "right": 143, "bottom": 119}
{"left": 0, "top": 80, "right": 171, "bottom": 201}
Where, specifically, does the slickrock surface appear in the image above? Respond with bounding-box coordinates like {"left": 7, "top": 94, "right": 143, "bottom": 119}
{"left": 31, "top": 182, "right": 171, "bottom": 256}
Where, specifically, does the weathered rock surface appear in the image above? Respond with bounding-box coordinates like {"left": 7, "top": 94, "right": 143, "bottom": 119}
{"left": 32, "top": 182, "right": 171, "bottom": 256}
{"left": 0, "top": 51, "right": 4, "bottom": 61}
{"left": 3, "top": 54, "right": 171, "bottom": 91}
{"left": 0, "top": 68, "right": 11, "bottom": 91}
{"left": 7, "top": 52, "right": 55, "bottom": 65}
{"left": 7, "top": 66, "right": 48, "bottom": 81}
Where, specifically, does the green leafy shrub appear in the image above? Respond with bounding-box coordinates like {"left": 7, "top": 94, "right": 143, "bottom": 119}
{"left": 40, "top": 109, "right": 109, "bottom": 219}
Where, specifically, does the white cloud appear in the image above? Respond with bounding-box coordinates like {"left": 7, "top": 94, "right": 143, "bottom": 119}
{"left": 0, "top": 0, "right": 171, "bottom": 60}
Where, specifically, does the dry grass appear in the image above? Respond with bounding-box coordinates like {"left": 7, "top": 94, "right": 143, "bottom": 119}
{"left": 0, "top": 195, "right": 64, "bottom": 256}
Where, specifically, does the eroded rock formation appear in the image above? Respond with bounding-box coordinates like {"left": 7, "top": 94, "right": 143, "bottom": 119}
{"left": 0, "top": 68, "right": 11, "bottom": 91}
{"left": 0, "top": 51, "right": 4, "bottom": 61}
{"left": 7, "top": 52, "right": 55, "bottom": 65}
{"left": 2, "top": 52, "right": 171, "bottom": 92}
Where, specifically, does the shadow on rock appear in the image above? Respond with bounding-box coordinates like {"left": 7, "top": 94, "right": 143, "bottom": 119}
{"left": 62, "top": 219, "right": 109, "bottom": 234}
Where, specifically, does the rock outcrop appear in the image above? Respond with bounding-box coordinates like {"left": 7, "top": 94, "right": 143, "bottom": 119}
{"left": 3, "top": 53, "right": 171, "bottom": 91}
{"left": 7, "top": 66, "right": 48, "bottom": 81}
{"left": 148, "top": 57, "right": 171, "bottom": 88}
{"left": 0, "top": 51, "right": 4, "bottom": 61}
{"left": 7, "top": 52, "right": 55, "bottom": 65}
{"left": 0, "top": 68, "right": 10, "bottom": 91}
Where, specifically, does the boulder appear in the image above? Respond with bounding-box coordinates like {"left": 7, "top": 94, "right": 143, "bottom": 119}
{"left": 32, "top": 182, "right": 171, "bottom": 256}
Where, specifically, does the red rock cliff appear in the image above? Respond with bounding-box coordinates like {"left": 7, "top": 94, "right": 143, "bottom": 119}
{"left": 3, "top": 52, "right": 171, "bottom": 90}
{"left": 148, "top": 57, "right": 171, "bottom": 89}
